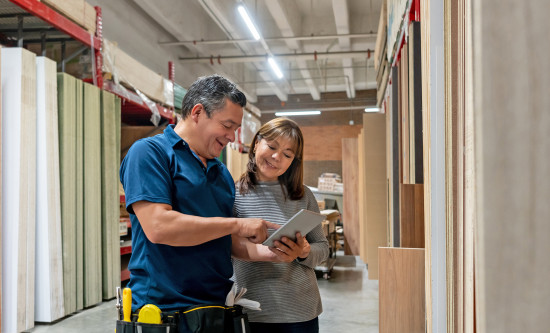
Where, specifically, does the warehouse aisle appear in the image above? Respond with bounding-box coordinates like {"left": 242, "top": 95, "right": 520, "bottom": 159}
{"left": 27, "top": 254, "right": 377, "bottom": 333}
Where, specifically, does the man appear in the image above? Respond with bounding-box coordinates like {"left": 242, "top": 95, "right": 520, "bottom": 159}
{"left": 119, "top": 75, "right": 277, "bottom": 321}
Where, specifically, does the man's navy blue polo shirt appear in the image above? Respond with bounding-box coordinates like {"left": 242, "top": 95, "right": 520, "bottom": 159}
{"left": 120, "top": 124, "right": 235, "bottom": 311}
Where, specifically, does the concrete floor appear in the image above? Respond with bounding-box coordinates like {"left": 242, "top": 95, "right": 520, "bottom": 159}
{"left": 26, "top": 254, "right": 378, "bottom": 333}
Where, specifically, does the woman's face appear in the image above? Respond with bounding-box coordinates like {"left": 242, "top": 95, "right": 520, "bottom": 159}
{"left": 254, "top": 136, "right": 296, "bottom": 182}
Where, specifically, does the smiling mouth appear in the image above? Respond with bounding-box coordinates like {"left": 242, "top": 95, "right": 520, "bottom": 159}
{"left": 265, "top": 160, "right": 277, "bottom": 169}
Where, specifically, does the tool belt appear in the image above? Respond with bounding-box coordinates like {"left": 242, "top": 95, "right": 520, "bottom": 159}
{"left": 116, "top": 304, "right": 250, "bottom": 333}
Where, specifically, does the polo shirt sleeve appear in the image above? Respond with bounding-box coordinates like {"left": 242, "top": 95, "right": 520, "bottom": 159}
{"left": 120, "top": 139, "right": 173, "bottom": 214}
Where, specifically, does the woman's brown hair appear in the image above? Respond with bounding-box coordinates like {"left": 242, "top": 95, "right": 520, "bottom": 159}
{"left": 237, "top": 117, "right": 305, "bottom": 200}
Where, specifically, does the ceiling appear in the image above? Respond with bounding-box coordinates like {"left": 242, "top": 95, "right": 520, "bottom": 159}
{"left": 130, "top": 0, "right": 382, "bottom": 111}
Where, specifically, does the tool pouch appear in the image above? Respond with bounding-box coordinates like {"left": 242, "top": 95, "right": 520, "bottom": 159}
{"left": 116, "top": 320, "right": 177, "bottom": 333}
{"left": 180, "top": 305, "right": 250, "bottom": 333}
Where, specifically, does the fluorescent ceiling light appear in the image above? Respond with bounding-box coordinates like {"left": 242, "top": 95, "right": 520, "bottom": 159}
{"left": 364, "top": 107, "right": 381, "bottom": 112}
{"left": 275, "top": 111, "right": 321, "bottom": 116}
{"left": 238, "top": 5, "right": 261, "bottom": 41}
{"left": 268, "top": 57, "right": 284, "bottom": 79}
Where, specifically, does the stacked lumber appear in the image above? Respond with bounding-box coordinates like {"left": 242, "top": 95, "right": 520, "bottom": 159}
{"left": 41, "top": 0, "right": 96, "bottom": 34}
{"left": 103, "top": 39, "right": 174, "bottom": 107}
{"left": 35, "top": 56, "right": 65, "bottom": 322}
{"left": 1, "top": 47, "right": 37, "bottom": 333}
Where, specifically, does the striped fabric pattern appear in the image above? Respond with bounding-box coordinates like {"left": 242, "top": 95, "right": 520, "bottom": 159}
{"left": 232, "top": 182, "right": 329, "bottom": 323}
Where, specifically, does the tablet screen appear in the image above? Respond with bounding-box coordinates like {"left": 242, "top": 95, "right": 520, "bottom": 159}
{"left": 262, "top": 209, "right": 325, "bottom": 247}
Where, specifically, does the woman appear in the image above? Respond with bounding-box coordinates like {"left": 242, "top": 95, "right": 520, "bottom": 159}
{"left": 232, "top": 117, "right": 329, "bottom": 333}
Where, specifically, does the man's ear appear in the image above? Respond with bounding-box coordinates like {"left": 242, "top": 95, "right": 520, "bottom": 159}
{"left": 190, "top": 104, "right": 204, "bottom": 123}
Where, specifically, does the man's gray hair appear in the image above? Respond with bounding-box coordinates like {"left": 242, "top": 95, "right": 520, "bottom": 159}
{"left": 181, "top": 74, "right": 246, "bottom": 118}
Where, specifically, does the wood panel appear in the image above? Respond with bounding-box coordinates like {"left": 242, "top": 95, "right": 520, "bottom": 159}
{"left": 1, "top": 47, "right": 37, "bottom": 333}
{"left": 379, "top": 247, "right": 425, "bottom": 333}
{"left": 400, "top": 184, "right": 425, "bottom": 248}
{"left": 401, "top": 45, "right": 410, "bottom": 184}
{"left": 35, "top": 56, "right": 65, "bottom": 322}
{"left": 357, "top": 129, "right": 367, "bottom": 263}
{"left": 57, "top": 73, "right": 78, "bottom": 315}
{"left": 342, "top": 137, "right": 359, "bottom": 255}
{"left": 226, "top": 147, "right": 248, "bottom": 181}
{"left": 75, "top": 78, "right": 84, "bottom": 311}
{"left": 121, "top": 126, "right": 165, "bottom": 160}
{"left": 82, "top": 82, "right": 102, "bottom": 307}
{"left": 391, "top": 66, "right": 400, "bottom": 246}
{"left": 408, "top": 21, "right": 423, "bottom": 184}
{"left": 363, "top": 114, "right": 387, "bottom": 280}
{"left": 100, "top": 91, "right": 121, "bottom": 300}
{"left": 474, "top": 0, "right": 550, "bottom": 331}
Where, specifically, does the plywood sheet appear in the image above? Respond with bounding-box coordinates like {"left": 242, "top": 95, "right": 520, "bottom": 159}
{"left": 83, "top": 82, "right": 102, "bottom": 307}
{"left": 35, "top": 57, "right": 65, "bottom": 322}
{"left": 100, "top": 90, "right": 121, "bottom": 300}
{"left": 75, "top": 78, "right": 84, "bottom": 310}
{"left": 342, "top": 137, "right": 359, "bottom": 255}
{"left": 379, "top": 247, "right": 425, "bottom": 333}
{"left": 400, "top": 184, "right": 425, "bottom": 248}
{"left": 363, "top": 114, "right": 387, "bottom": 280}
{"left": 474, "top": 1, "right": 550, "bottom": 331}
{"left": 1, "top": 47, "right": 37, "bottom": 333}
{"left": 401, "top": 45, "right": 410, "bottom": 184}
{"left": 57, "top": 73, "right": 78, "bottom": 315}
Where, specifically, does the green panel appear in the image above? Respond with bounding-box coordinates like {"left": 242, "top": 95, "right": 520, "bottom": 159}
{"left": 100, "top": 90, "right": 120, "bottom": 299}
{"left": 82, "top": 82, "right": 102, "bottom": 307}
{"left": 75, "top": 78, "right": 84, "bottom": 311}
{"left": 57, "top": 73, "right": 77, "bottom": 315}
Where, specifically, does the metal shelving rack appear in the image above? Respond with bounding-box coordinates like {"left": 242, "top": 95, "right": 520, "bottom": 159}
{"left": 2, "top": 0, "right": 175, "bottom": 125}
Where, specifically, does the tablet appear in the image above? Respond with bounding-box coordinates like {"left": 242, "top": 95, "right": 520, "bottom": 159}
{"left": 262, "top": 209, "right": 326, "bottom": 247}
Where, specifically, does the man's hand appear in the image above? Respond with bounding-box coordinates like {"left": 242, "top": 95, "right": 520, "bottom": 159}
{"left": 269, "top": 232, "right": 310, "bottom": 262}
{"left": 235, "top": 218, "right": 280, "bottom": 244}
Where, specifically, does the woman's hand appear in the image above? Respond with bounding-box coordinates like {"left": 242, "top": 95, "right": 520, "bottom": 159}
{"left": 270, "top": 232, "right": 310, "bottom": 262}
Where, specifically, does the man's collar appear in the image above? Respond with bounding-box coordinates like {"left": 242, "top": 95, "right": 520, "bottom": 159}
{"left": 164, "top": 124, "right": 186, "bottom": 147}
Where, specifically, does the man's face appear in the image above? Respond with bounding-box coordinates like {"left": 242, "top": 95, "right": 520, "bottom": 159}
{"left": 195, "top": 99, "right": 243, "bottom": 160}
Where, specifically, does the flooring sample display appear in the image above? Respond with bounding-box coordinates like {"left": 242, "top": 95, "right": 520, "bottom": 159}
{"left": 57, "top": 73, "right": 78, "bottom": 315}
{"left": 342, "top": 137, "right": 359, "bottom": 255}
{"left": 1, "top": 47, "right": 37, "bottom": 333}
{"left": 379, "top": 247, "right": 425, "bottom": 333}
{"left": 35, "top": 57, "right": 65, "bottom": 322}
{"left": 474, "top": 0, "right": 550, "bottom": 331}
{"left": 100, "top": 90, "right": 121, "bottom": 300}
{"left": 363, "top": 114, "right": 387, "bottom": 280}
{"left": 400, "top": 184, "right": 425, "bottom": 248}
{"left": 82, "top": 82, "right": 102, "bottom": 307}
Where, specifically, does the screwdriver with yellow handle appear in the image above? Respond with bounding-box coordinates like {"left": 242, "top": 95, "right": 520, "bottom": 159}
{"left": 122, "top": 287, "right": 132, "bottom": 322}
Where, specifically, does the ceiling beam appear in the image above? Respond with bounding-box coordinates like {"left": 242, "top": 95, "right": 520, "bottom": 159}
{"left": 332, "top": 0, "right": 355, "bottom": 98}
{"left": 265, "top": 0, "right": 320, "bottom": 100}
{"left": 132, "top": 0, "right": 258, "bottom": 102}
{"left": 197, "top": 0, "right": 288, "bottom": 101}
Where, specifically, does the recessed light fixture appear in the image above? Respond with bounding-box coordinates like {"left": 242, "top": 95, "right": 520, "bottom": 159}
{"left": 364, "top": 107, "right": 381, "bottom": 112}
{"left": 275, "top": 110, "right": 321, "bottom": 116}
{"left": 238, "top": 5, "right": 261, "bottom": 41}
